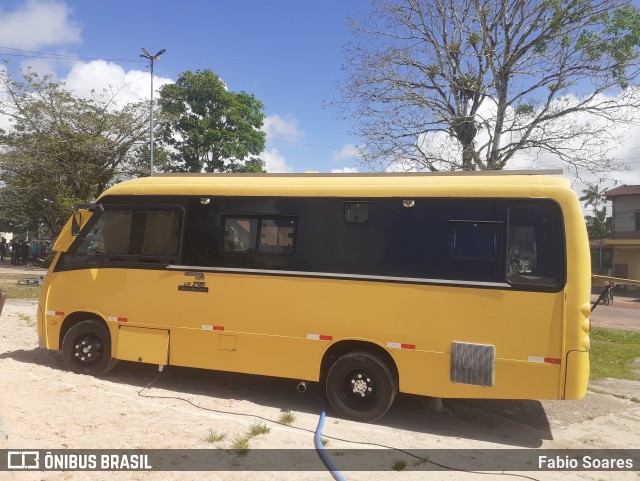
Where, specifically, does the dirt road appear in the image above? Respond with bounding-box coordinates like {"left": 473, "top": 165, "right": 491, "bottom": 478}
{"left": 0, "top": 298, "right": 639, "bottom": 481}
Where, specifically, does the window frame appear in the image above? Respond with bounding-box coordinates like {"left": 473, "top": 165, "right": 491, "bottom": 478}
{"left": 61, "top": 204, "right": 184, "bottom": 267}
{"left": 505, "top": 201, "right": 566, "bottom": 291}
{"left": 221, "top": 215, "right": 297, "bottom": 256}
{"left": 449, "top": 220, "right": 503, "bottom": 261}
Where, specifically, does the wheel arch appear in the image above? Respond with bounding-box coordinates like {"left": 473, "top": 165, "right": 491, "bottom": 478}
{"left": 320, "top": 340, "right": 399, "bottom": 384}
{"left": 59, "top": 312, "right": 109, "bottom": 350}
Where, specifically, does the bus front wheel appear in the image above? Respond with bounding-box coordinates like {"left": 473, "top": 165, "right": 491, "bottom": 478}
{"left": 326, "top": 351, "right": 398, "bottom": 423}
{"left": 62, "top": 320, "right": 115, "bottom": 376}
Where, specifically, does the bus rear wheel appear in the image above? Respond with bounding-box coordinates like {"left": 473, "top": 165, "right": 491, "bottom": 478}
{"left": 62, "top": 320, "right": 115, "bottom": 376}
{"left": 326, "top": 351, "right": 398, "bottom": 423}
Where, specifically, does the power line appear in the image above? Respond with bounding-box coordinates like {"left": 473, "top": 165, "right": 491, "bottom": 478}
{"left": 0, "top": 46, "right": 145, "bottom": 63}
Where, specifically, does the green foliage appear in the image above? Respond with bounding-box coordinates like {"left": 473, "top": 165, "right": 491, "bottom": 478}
{"left": 392, "top": 459, "right": 408, "bottom": 471}
{"left": 277, "top": 410, "right": 296, "bottom": 425}
{"left": 585, "top": 207, "right": 611, "bottom": 242}
{"left": 205, "top": 429, "right": 227, "bottom": 444}
{"left": 0, "top": 274, "right": 41, "bottom": 299}
{"left": 590, "top": 328, "right": 640, "bottom": 380}
{"left": 247, "top": 421, "right": 271, "bottom": 437}
{"left": 0, "top": 69, "right": 149, "bottom": 239}
{"left": 157, "top": 69, "right": 266, "bottom": 173}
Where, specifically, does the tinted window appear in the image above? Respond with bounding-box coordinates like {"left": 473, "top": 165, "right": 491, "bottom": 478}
{"left": 507, "top": 203, "right": 564, "bottom": 287}
{"left": 64, "top": 208, "right": 180, "bottom": 265}
{"left": 450, "top": 221, "right": 501, "bottom": 260}
{"left": 223, "top": 216, "right": 296, "bottom": 255}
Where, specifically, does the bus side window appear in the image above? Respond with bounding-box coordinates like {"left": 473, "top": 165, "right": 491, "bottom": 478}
{"left": 223, "top": 217, "right": 296, "bottom": 255}
{"left": 450, "top": 221, "right": 501, "bottom": 260}
{"left": 64, "top": 208, "right": 180, "bottom": 265}
{"left": 507, "top": 203, "right": 564, "bottom": 288}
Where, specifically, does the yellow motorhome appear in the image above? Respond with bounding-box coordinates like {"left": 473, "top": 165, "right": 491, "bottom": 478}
{"left": 37, "top": 171, "right": 591, "bottom": 422}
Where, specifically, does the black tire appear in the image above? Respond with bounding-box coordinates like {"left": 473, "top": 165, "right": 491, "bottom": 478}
{"left": 326, "top": 351, "right": 398, "bottom": 423}
{"left": 62, "top": 320, "right": 115, "bottom": 376}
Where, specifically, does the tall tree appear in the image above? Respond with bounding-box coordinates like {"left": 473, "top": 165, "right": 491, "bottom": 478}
{"left": 339, "top": 0, "right": 640, "bottom": 172}
{"left": 157, "top": 70, "right": 267, "bottom": 173}
{"left": 0, "top": 69, "right": 149, "bottom": 238}
{"left": 580, "top": 183, "right": 608, "bottom": 211}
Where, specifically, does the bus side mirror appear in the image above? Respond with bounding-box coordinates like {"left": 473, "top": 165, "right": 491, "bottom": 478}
{"left": 71, "top": 212, "right": 81, "bottom": 236}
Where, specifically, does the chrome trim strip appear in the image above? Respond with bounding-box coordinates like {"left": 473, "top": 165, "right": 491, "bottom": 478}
{"left": 167, "top": 265, "right": 511, "bottom": 289}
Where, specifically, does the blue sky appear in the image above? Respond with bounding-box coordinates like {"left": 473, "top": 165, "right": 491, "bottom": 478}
{"left": 0, "top": 0, "right": 368, "bottom": 173}
{"left": 2, "top": 0, "right": 640, "bottom": 199}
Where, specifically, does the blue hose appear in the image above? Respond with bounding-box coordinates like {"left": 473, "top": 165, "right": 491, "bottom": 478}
{"left": 310, "top": 390, "right": 347, "bottom": 481}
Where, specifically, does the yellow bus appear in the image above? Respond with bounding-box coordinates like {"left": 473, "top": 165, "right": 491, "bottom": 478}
{"left": 37, "top": 171, "right": 591, "bottom": 422}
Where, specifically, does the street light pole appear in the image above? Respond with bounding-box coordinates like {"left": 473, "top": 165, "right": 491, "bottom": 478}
{"left": 140, "top": 48, "right": 166, "bottom": 177}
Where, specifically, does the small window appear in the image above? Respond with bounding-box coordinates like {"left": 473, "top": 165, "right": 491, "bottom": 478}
{"left": 450, "top": 221, "right": 501, "bottom": 260}
{"left": 223, "top": 216, "right": 296, "bottom": 255}
{"left": 345, "top": 202, "right": 370, "bottom": 223}
{"left": 259, "top": 219, "right": 296, "bottom": 254}
{"left": 224, "top": 218, "right": 258, "bottom": 252}
{"left": 635, "top": 211, "right": 640, "bottom": 231}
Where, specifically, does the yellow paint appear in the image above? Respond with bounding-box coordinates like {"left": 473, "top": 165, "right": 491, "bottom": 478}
{"left": 38, "top": 173, "right": 591, "bottom": 401}
{"left": 116, "top": 326, "right": 169, "bottom": 365}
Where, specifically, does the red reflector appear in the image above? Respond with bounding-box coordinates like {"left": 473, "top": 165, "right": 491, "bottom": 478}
{"left": 213, "top": 326, "right": 224, "bottom": 331}
{"left": 401, "top": 344, "right": 416, "bottom": 350}
{"left": 319, "top": 335, "right": 333, "bottom": 341}
{"left": 544, "top": 357, "right": 561, "bottom": 364}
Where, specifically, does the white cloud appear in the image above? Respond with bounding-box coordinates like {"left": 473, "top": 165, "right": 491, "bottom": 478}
{"left": 331, "top": 167, "right": 359, "bottom": 173}
{"left": 261, "top": 148, "right": 293, "bottom": 173}
{"left": 263, "top": 114, "right": 304, "bottom": 142}
{"left": 0, "top": 0, "right": 81, "bottom": 50}
{"left": 62, "top": 60, "right": 173, "bottom": 105}
{"left": 332, "top": 143, "right": 359, "bottom": 161}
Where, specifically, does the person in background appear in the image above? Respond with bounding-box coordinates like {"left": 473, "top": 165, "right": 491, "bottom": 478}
{"left": 0, "top": 238, "right": 6, "bottom": 261}
{"left": 11, "top": 239, "right": 19, "bottom": 265}
{"left": 21, "top": 240, "right": 29, "bottom": 266}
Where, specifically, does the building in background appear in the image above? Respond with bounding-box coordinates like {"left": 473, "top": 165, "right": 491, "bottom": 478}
{"left": 605, "top": 185, "right": 640, "bottom": 290}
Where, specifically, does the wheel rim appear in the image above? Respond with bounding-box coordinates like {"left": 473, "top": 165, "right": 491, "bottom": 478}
{"left": 338, "top": 367, "right": 379, "bottom": 411}
{"left": 71, "top": 334, "right": 103, "bottom": 366}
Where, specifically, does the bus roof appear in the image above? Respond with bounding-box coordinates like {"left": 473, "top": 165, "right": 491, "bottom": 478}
{"left": 98, "top": 170, "right": 572, "bottom": 200}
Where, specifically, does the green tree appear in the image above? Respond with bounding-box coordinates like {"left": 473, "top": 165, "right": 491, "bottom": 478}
{"left": 157, "top": 70, "right": 266, "bottom": 173}
{"left": 580, "top": 183, "right": 608, "bottom": 211}
{"left": 0, "top": 69, "right": 149, "bottom": 238}
{"left": 585, "top": 206, "right": 611, "bottom": 270}
{"left": 339, "top": 0, "right": 640, "bottom": 172}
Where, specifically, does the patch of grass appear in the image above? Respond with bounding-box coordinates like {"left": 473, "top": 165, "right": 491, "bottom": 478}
{"left": 205, "top": 428, "right": 227, "bottom": 444}
{"left": 231, "top": 435, "right": 250, "bottom": 456}
{"left": 247, "top": 421, "right": 270, "bottom": 437}
{"left": 321, "top": 437, "right": 329, "bottom": 447}
{"left": 278, "top": 410, "right": 296, "bottom": 425}
{"left": 589, "top": 388, "right": 640, "bottom": 404}
{"left": 392, "top": 459, "right": 408, "bottom": 471}
{"left": 0, "top": 274, "right": 42, "bottom": 299}
{"left": 589, "top": 328, "right": 640, "bottom": 380}
{"left": 413, "top": 456, "right": 429, "bottom": 466}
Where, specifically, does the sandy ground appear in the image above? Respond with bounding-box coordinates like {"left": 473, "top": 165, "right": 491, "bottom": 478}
{"left": 0, "top": 296, "right": 639, "bottom": 481}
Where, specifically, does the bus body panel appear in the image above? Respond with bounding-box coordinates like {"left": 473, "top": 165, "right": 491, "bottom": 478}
{"left": 37, "top": 172, "right": 591, "bottom": 407}
{"left": 42, "top": 267, "right": 567, "bottom": 400}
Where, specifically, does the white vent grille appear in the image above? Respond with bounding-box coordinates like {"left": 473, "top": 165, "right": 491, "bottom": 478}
{"left": 451, "top": 342, "right": 495, "bottom": 387}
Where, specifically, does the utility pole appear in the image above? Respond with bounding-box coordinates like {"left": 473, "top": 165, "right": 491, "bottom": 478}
{"left": 140, "top": 48, "right": 166, "bottom": 176}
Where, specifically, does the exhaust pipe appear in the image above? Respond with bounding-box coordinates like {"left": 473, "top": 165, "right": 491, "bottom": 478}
{"left": 297, "top": 381, "right": 308, "bottom": 392}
